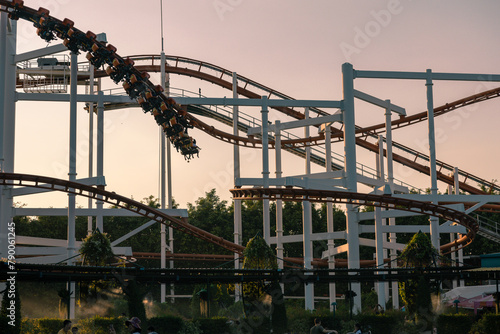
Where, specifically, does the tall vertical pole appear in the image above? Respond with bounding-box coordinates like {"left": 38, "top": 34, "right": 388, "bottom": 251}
{"left": 261, "top": 96, "right": 271, "bottom": 244}
{"left": 303, "top": 108, "right": 314, "bottom": 310}
{"left": 160, "top": 50, "right": 168, "bottom": 303}
{"left": 87, "top": 63, "right": 95, "bottom": 235}
{"left": 454, "top": 167, "right": 464, "bottom": 286}
{"left": 325, "top": 125, "right": 336, "bottom": 310}
{"left": 275, "top": 121, "right": 283, "bottom": 270}
{"left": 0, "top": 11, "right": 6, "bottom": 171}
{"left": 342, "top": 62, "right": 361, "bottom": 312}
{"left": 96, "top": 92, "right": 104, "bottom": 232}
{"left": 447, "top": 180, "right": 458, "bottom": 289}
{"left": 232, "top": 72, "right": 243, "bottom": 301}
{"left": 426, "top": 69, "right": 440, "bottom": 250}
{"left": 374, "top": 136, "right": 386, "bottom": 310}
{"left": 0, "top": 12, "right": 9, "bottom": 259}
{"left": 67, "top": 51, "right": 79, "bottom": 319}
{"left": 385, "top": 100, "right": 398, "bottom": 308}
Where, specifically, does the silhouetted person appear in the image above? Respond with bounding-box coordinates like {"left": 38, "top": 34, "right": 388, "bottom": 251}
{"left": 310, "top": 318, "right": 338, "bottom": 334}
{"left": 58, "top": 320, "right": 72, "bottom": 334}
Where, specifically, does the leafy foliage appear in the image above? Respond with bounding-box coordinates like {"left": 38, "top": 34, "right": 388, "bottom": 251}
{"left": 79, "top": 229, "right": 115, "bottom": 266}
{"left": 398, "top": 232, "right": 436, "bottom": 322}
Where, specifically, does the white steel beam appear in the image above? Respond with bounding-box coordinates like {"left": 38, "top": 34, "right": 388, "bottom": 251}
{"left": 13, "top": 208, "right": 187, "bottom": 217}
{"left": 173, "top": 96, "right": 342, "bottom": 109}
{"left": 353, "top": 90, "right": 406, "bottom": 116}
{"left": 247, "top": 112, "right": 342, "bottom": 135}
{"left": 355, "top": 69, "right": 500, "bottom": 82}
{"left": 11, "top": 176, "right": 106, "bottom": 196}
{"left": 16, "top": 92, "right": 132, "bottom": 103}
{"left": 14, "top": 43, "right": 67, "bottom": 63}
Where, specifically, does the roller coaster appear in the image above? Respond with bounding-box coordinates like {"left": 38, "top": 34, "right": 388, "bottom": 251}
{"left": 1, "top": 0, "right": 500, "bottom": 314}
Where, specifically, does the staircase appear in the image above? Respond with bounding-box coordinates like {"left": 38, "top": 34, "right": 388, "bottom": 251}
{"left": 476, "top": 214, "right": 500, "bottom": 244}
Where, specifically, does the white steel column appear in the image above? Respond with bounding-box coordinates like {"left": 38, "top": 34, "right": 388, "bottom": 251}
{"left": 303, "top": 108, "right": 314, "bottom": 310}
{"left": 454, "top": 167, "right": 464, "bottom": 286}
{"left": 325, "top": 125, "right": 336, "bottom": 310}
{"left": 160, "top": 50, "right": 168, "bottom": 303}
{"left": 447, "top": 181, "right": 458, "bottom": 289}
{"left": 67, "top": 51, "right": 79, "bottom": 319}
{"left": 385, "top": 100, "right": 398, "bottom": 309}
{"left": 87, "top": 63, "right": 95, "bottom": 235}
{"left": 261, "top": 96, "right": 271, "bottom": 244}
{"left": 96, "top": 92, "right": 104, "bottom": 232}
{"left": 0, "top": 12, "right": 10, "bottom": 258}
{"left": 426, "top": 69, "right": 440, "bottom": 250}
{"left": 275, "top": 121, "right": 284, "bottom": 269}
{"left": 374, "top": 136, "right": 386, "bottom": 309}
{"left": 342, "top": 62, "right": 362, "bottom": 312}
{"left": 232, "top": 72, "right": 242, "bottom": 301}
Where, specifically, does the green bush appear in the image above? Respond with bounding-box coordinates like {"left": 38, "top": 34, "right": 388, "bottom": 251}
{"left": 469, "top": 313, "right": 500, "bottom": 334}
{"left": 147, "top": 315, "right": 184, "bottom": 334}
{"left": 197, "top": 317, "right": 230, "bottom": 334}
{"left": 355, "top": 314, "right": 397, "bottom": 334}
{"left": 27, "top": 318, "right": 64, "bottom": 334}
{"left": 436, "top": 313, "right": 473, "bottom": 334}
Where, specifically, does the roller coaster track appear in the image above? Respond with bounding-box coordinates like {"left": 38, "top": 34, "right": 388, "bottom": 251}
{"left": 103, "top": 55, "right": 500, "bottom": 195}
{"left": 230, "top": 187, "right": 478, "bottom": 254}
{"left": 2, "top": 0, "right": 497, "bottom": 193}
{"left": 0, "top": 1, "right": 491, "bottom": 261}
{"left": 0, "top": 172, "right": 477, "bottom": 266}
{"left": 0, "top": 172, "right": 245, "bottom": 254}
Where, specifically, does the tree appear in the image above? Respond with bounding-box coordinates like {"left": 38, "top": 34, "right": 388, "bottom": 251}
{"left": 398, "top": 232, "right": 437, "bottom": 324}
{"left": 79, "top": 229, "right": 115, "bottom": 266}
{"left": 242, "top": 235, "right": 287, "bottom": 334}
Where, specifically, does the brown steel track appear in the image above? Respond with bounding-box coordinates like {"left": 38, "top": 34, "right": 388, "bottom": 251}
{"left": 230, "top": 187, "right": 478, "bottom": 254}
{"left": 93, "top": 55, "right": 500, "bottom": 195}
{"left": 2, "top": 0, "right": 497, "bottom": 193}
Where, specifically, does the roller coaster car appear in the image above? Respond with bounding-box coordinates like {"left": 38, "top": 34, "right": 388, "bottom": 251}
{"left": 130, "top": 71, "right": 150, "bottom": 85}
{"left": 107, "top": 57, "right": 133, "bottom": 84}
{"left": 54, "top": 18, "right": 74, "bottom": 39}
{"left": 8, "top": 1, "right": 29, "bottom": 21}
{"left": 122, "top": 81, "right": 143, "bottom": 99}
{"left": 36, "top": 7, "right": 50, "bottom": 19}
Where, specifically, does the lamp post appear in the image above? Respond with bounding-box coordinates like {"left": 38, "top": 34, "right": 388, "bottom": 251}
{"left": 453, "top": 299, "right": 460, "bottom": 314}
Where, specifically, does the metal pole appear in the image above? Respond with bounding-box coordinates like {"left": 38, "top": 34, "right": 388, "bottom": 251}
{"left": 96, "top": 91, "right": 104, "bottom": 232}
{"left": 385, "top": 100, "right": 398, "bottom": 308}
{"left": 0, "top": 11, "right": 9, "bottom": 259}
{"left": 67, "top": 51, "right": 78, "bottom": 319}
{"left": 87, "top": 63, "right": 95, "bottom": 235}
{"left": 261, "top": 96, "right": 271, "bottom": 243}
{"left": 342, "top": 62, "right": 362, "bottom": 312}
{"left": 275, "top": 121, "right": 283, "bottom": 270}
{"left": 426, "top": 69, "right": 440, "bottom": 250}
{"left": 454, "top": 167, "right": 464, "bottom": 286}
{"left": 325, "top": 125, "right": 336, "bottom": 309}
{"left": 232, "top": 72, "right": 243, "bottom": 301}
{"left": 375, "top": 136, "right": 386, "bottom": 310}
{"left": 160, "top": 50, "right": 167, "bottom": 303}
{"left": 303, "top": 107, "right": 314, "bottom": 310}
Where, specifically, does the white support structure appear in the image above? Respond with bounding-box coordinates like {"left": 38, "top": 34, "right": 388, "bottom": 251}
{"left": 375, "top": 136, "right": 386, "bottom": 309}
{"left": 342, "top": 62, "right": 362, "bottom": 312}
{"left": 96, "top": 92, "right": 105, "bottom": 232}
{"left": 261, "top": 96, "right": 271, "bottom": 244}
{"left": 325, "top": 124, "right": 337, "bottom": 310}
{"left": 303, "top": 107, "right": 314, "bottom": 310}
{"left": 233, "top": 72, "right": 243, "bottom": 302}
{"left": 67, "top": 51, "right": 79, "bottom": 319}
{"left": 275, "top": 120, "right": 284, "bottom": 270}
